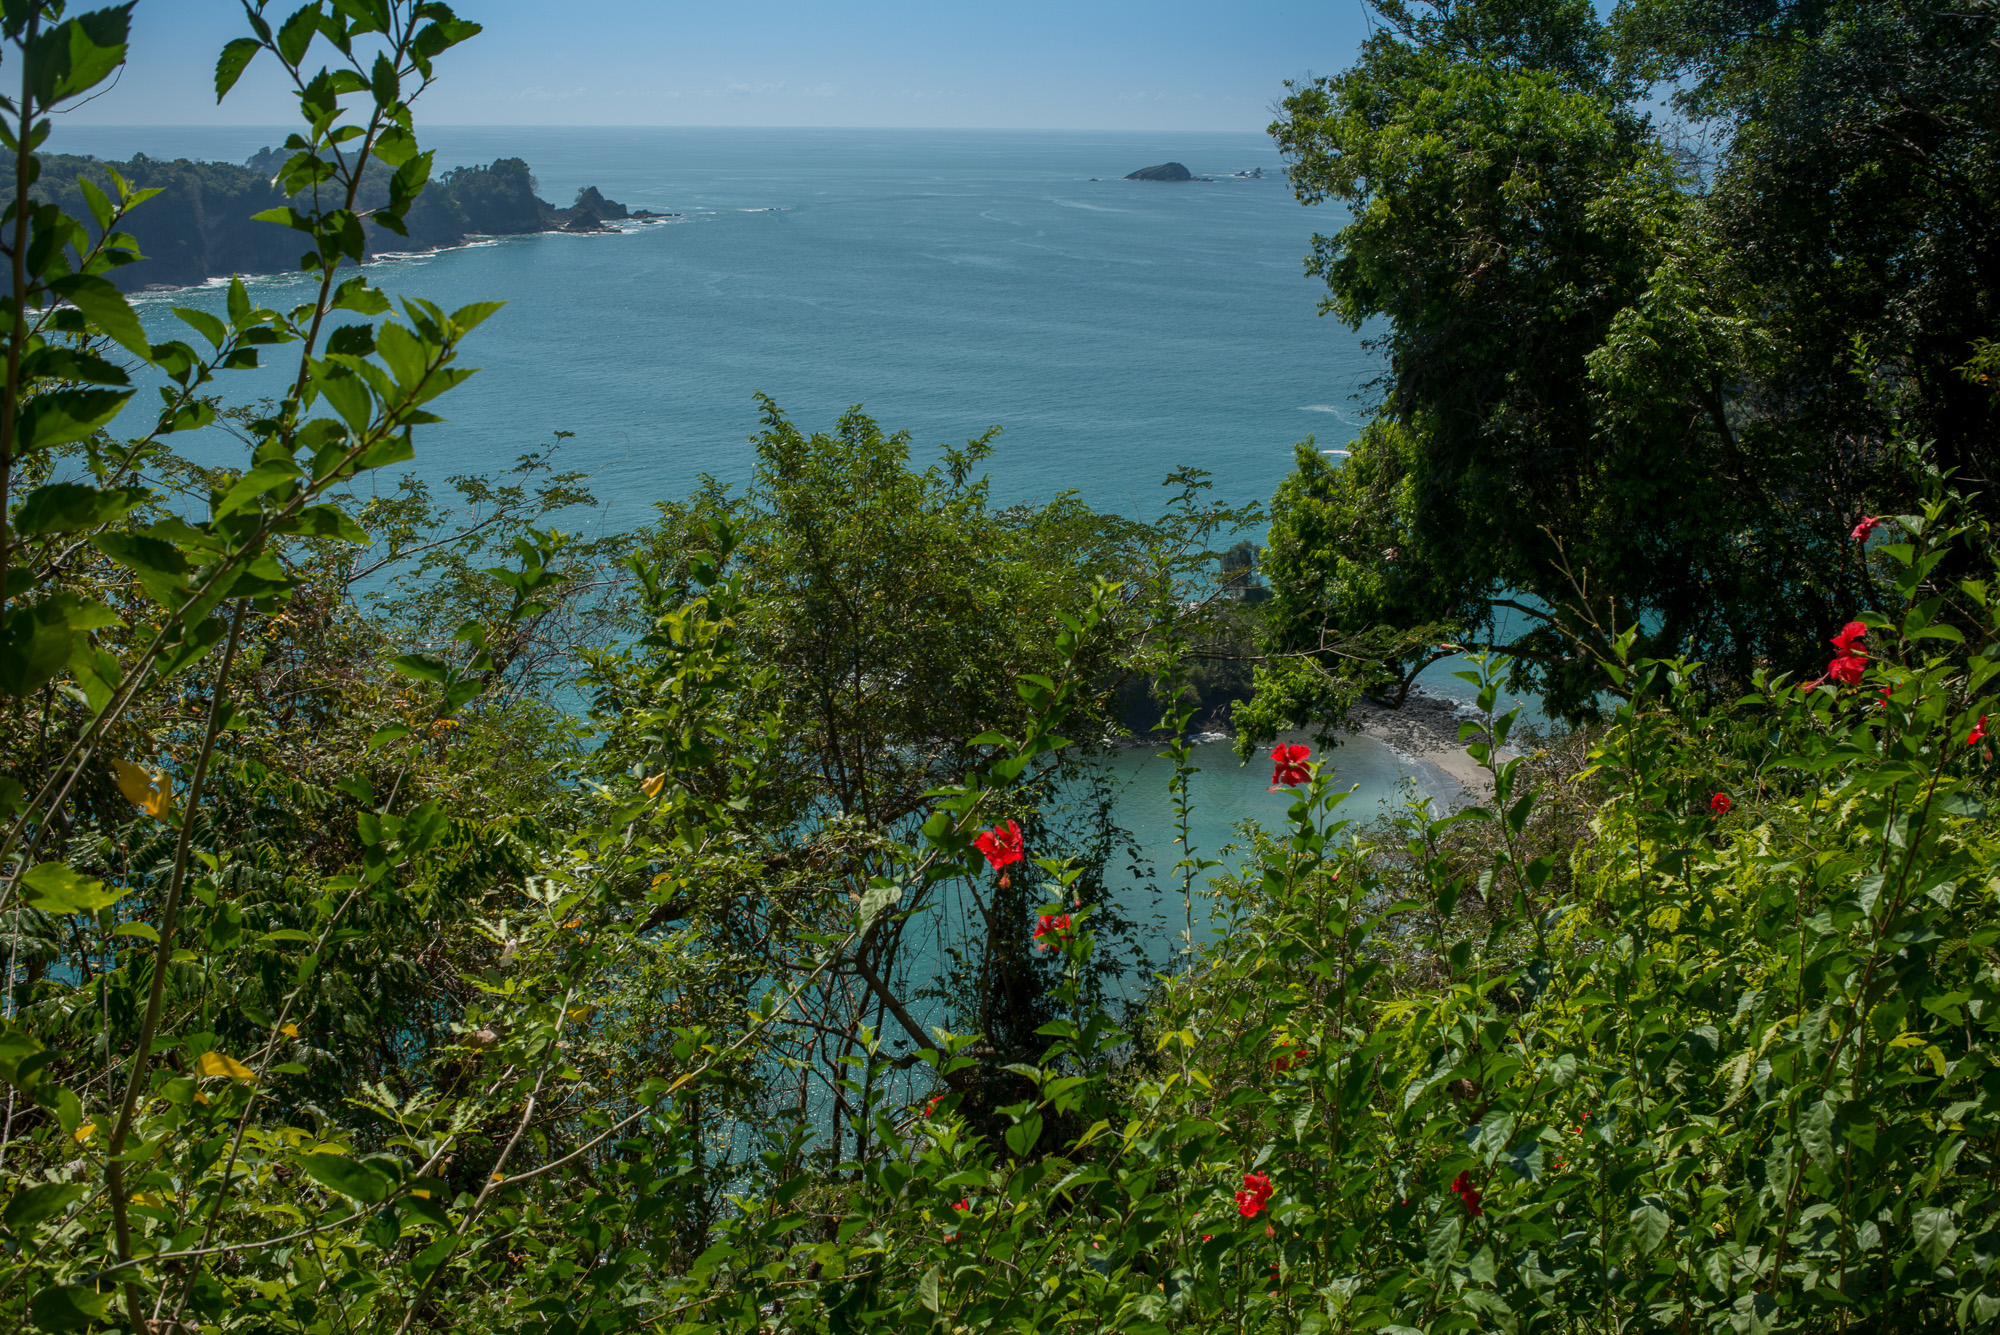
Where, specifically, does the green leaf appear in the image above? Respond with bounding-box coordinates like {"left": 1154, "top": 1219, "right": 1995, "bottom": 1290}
{"left": 857, "top": 880, "right": 901, "bottom": 931}
{"left": 0, "top": 1028, "right": 52, "bottom": 1095}
{"left": 1729, "top": 1292, "right": 1777, "bottom": 1335}
{"left": 24, "top": 6, "right": 129, "bottom": 107}
{"left": 1004, "top": 1112, "right": 1043, "bottom": 1157}
{"left": 1913, "top": 1205, "right": 1958, "bottom": 1265}
{"left": 20, "top": 345, "right": 130, "bottom": 386}
{"left": 18, "top": 387, "right": 132, "bottom": 452}
{"left": 273, "top": 503, "right": 367, "bottom": 543}
{"left": 21, "top": 862, "right": 126, "bottom": 914}
{"left": 0, "top": 598, "right": 81, "bottom": 698}
{"left": 918, "top": 1265, "right": 941, "bottom": 1313}
{"left": 1629, "top": 1202, "right": 1670, "bottom": 1254}
{"left": 277, "top": 3, "right": 323, "bottom": 67}
{"left": 370, "top": 50, "right": 398, "bottom": 106}
{"left": 4, "top": 1182, "right": 85, "bottom": 1232}
{"left": 296, "top": 1150, "right": 391, "bottom": 1204}
{"left": 388, "top": 653, "right": 449, "bottom": 683}
{"left": 173, "top": 306, "right": 228, "bottom": 349}
{"left": 215, "top": 35, "right": 261, "bottom": 100}
{"left": 90, "top": 532, "right": 189, "bottom": 607}
{"left": 1801, "top": 1097, "right": 1837, "bottom": 1171}
{"left": 29, "top": 1285, "right": 111, "bottom": 1332}
{"left": 14, "top": 483, "right": 148, "bottom": 535}
{"left": 1425, "top": 1214, "right": 1461, "bottom": 1269}
{"left": 213, "top": 460, "right": 302, "bottom": 519}
{"left": 47, "top": 273, "right": 149, "bottom": 359}
{"left": 315, "top": 367, "right": 372, "bottom": 430}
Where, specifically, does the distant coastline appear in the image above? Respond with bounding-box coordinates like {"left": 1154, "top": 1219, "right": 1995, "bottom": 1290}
{"left": 13, "top": 151, "right": 668, "bottom": 292}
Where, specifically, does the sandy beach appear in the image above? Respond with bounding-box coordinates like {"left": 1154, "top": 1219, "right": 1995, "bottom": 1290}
{"left": 1350, "top": 689, "right": 1506, "bottom": 805}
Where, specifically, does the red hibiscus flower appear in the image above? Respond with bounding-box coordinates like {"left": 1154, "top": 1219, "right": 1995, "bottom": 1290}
{"left": 1826, "top": 621, "right": 1868, "bottom": 686}
{"left": 1709, "top": 792, "right": 1731, "bottom": 817}
{"left": 973, "top": 819, "right": 1024, "bottom": 871}
{"left": 1235, "top": 1172, "right": 1274, "bottom": 1219}
{"left": 952, "top": 1198, "right": 969, "bottom": 1212}
{"left": 1269, "top": 1045, "right": 1311, "bottom": 1074}
{"left": 924, "top": 1094, "right": 944, "bottom": 1118}
{"left": 1968, "top": 716, "right": 1988, "bottom": 746}
{"left": 1851, "top": 516, "right": 1882, "bottom": 543}
{"left": 1270, "top": 743, "right": 1312, "bottom": 787}
{"left": 1031, "top": 912, "right": 1072, "bottom": 950}
{"left": 1450, "top": 1172, "right": 1484, "bottom": 1217}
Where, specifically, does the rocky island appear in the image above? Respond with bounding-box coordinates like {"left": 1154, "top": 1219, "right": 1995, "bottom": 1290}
{"left": 1124, "top": 161, "right": 1195, "bottom": 181}
{"left": 14, "top": 151, "right": 670, "bottom": 289}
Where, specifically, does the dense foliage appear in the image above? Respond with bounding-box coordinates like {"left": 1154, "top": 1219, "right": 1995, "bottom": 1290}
{"left": 1252, "top": 0, "right": 1999, "bottom": 732}
{"left": 1, "top": 3, "right": 1998, "bottom": 1334}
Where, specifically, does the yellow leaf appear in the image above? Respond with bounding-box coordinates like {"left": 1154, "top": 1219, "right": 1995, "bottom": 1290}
{"left": 111, "top": 759, "right": 173, "bottom": 818}
{"left": 279, "top": 1023, "right": 299, "bottom": 1038}
{"left": 410, "top": 1188, "right": 431, "bottom": 1199}
{"left": 194, "top": 1050, "right": 255, "bottom": 1082}
{"left": 640, "top": 773, "right": 665, "bottom": 800}
{"left": 74, "top": 1122, "right": 96, "bottom": 1143}
{"left": 490, "top": 1172, "right": 506, "bottom": 1182}
{"left": 131, "top": 1192, "right": 164, "bottom": 1208}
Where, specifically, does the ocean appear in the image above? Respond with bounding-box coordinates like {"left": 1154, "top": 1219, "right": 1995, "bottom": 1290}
{"left": 56, "top": 124, "right": 1504, "bottom": 929}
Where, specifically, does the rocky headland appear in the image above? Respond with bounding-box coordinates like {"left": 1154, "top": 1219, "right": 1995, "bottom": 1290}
{"left": 17, "top": 151, "right": 672, "bottom": 290}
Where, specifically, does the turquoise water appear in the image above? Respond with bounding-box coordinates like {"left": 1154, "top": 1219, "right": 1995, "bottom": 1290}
{"left": 74, "top": 126, "right": 1377, "bottom": 524}
{"left": 59, "top": 125, "right": 1516, "bottom": 864}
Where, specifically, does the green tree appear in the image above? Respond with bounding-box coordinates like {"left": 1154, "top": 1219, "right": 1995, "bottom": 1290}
{"left": 1263, "top": 0, "right": 1775, "bottom": 727}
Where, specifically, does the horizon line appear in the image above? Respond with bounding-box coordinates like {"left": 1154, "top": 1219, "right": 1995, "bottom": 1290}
{"left": 55, "top": 122, "right": 1282, "bottom": 136}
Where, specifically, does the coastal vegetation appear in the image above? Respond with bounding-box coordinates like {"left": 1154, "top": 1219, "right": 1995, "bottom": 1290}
{"left": 0, "top": 2, "right": 1996, "bottom": 1333}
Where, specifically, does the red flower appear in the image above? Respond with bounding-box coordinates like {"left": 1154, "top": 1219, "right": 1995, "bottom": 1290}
{"left": 1200, "top": 1233, "right": 1213, "bottom": 1242}
{"left": 1450, "top": 1172, "right": 1484, "bottom": 1217}
{"left": 1269, "top": 1045, "right": 1311, "bottom": 1074}
{"left": 1235, "top": 1172, "right": 1274, "bottom": 1219}
{"left": 952, "top": 1198, "right": 969, "bottom": 1211}
{"left": 924, "top": 1094, "right": 944, "bottom": 1118}
{"left": 1968, "top": 716, "right": 1988, "bottom": 746}
{"left": 1851, "top": 516, "right": 1882, "bottom": 543}
{"left": 1709, "top": 792, "right": 1731, "bottom": 817}
{"left": 1031, "top": 912, "right": 1072, "bottom": 950}
{"left": 1270, "top": 743, "right": 1312, "bottom": 787}
{"left": 1825, "top": 620, "right": 1868, "bottom": 686}
{"left": 973, "top": 819, "right": 1024, "bottom": 871}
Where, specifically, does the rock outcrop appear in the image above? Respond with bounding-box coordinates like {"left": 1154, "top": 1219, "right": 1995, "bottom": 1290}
{"left": 1124, "top": 162, "right": 1193, "bottom": 181}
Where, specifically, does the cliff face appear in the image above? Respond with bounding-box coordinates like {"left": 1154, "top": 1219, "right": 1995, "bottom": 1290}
{"left": 18, "top": 152, "right": 643, "bottom": 290}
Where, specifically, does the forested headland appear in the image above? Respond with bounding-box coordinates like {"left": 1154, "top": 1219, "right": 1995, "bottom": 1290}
{"left": 2, "top": 2, "right": 1998, "bottom": 1333}
{"left": 13, "top": 151, "right": 652, "bottom": 290}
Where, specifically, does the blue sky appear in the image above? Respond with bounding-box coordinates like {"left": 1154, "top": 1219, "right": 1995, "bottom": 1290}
{"left": 62, "top": 1, "right": 1375, "bottom": 131}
